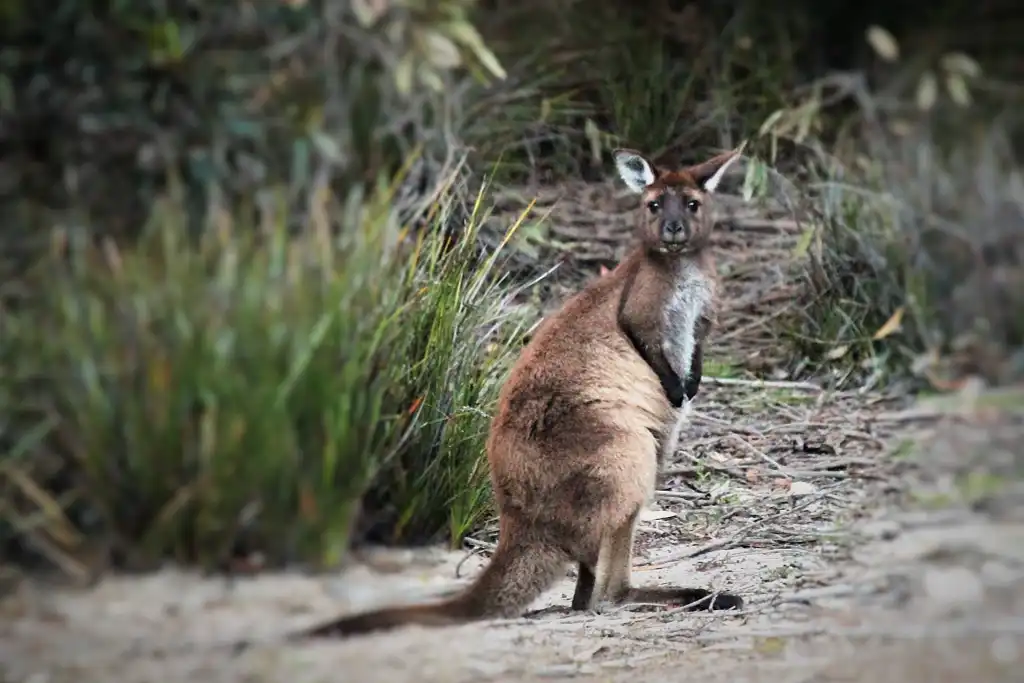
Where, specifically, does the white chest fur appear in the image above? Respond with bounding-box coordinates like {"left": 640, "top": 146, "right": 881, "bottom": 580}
{"left": 659, "top": 261, "right": 713, "bottom": 462}
{"left": 661, "top": 261, "right": 713, "bottom": 383}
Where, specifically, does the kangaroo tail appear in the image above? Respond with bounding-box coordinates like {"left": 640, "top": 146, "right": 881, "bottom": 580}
{"left": 293, "top": 530, "right": 565, "bottom": 639}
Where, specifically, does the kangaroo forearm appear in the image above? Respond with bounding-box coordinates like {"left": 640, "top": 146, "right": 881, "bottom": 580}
{"left": 663, "top": 336, "right": 693, "bottom": 386}
{"left": 685, "top": 342, "right": 703, "bottom": 401}
{"left": 622, "top": 322, "right": 687, "bottom": 407}
{"left": 663, "top": 330, "right": 704, "bottom": 403}
{"left": 654, "top": 352, "right": 687, "bottom": 407}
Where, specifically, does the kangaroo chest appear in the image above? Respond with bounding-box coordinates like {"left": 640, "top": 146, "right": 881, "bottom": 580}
{"left": 656, "top": 263, "right": 714, "bottom": 465}
{"left": 661, "top": 263, "right": 713, "bottom": 383}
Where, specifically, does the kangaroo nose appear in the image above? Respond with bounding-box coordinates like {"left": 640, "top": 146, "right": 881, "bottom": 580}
{"left": 664, "top": 221, "right": 684, "bottom": 236}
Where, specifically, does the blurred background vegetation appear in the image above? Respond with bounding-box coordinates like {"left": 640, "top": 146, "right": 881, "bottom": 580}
{"left": 0, "top": 0, "right": 1020, "bottom": 579}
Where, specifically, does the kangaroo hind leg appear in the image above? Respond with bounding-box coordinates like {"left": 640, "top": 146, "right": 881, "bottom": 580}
{"left": 576, "top": 506, "right": 640, "bottom": 612}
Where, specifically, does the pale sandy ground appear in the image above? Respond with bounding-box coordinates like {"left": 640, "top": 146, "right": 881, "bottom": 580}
{"left": 2, "top": 397, "right": 1022, "bottom": 683}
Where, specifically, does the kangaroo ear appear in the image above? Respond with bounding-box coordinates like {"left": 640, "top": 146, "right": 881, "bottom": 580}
{"left": 687, "top": 141, "right": 747, "bottom": 193}
{"left": 613, "top": 148, "right": 657, "bottom": 194}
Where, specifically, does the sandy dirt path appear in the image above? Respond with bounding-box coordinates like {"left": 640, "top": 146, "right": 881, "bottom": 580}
{"left": 3, "top": 387, "right": 1020, "bottom": 683}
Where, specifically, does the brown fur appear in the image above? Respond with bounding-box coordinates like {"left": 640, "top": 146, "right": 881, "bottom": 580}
{"left": 296, "top": 146, "right": 747, "bottom": 639}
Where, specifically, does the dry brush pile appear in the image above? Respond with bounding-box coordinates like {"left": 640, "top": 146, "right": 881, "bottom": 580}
{"left": 0, "top": 0, "right": 1020, "bottom": 580}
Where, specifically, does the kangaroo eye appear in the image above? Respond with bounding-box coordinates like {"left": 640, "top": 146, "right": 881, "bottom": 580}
{"left": 647, "top": 200, "right": 660, "bottom": 214}
{"left": 686, "top": 199, "right": 700, "bottom": 213}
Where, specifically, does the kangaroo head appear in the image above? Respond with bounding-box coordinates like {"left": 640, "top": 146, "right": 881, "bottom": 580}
{"left": 613, "top": 144, "right": 746, "bottom": 254}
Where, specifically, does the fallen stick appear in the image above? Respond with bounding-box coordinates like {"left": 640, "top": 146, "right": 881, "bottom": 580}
{"left": 703, "top": 376, "right": 822, "bottom": 391}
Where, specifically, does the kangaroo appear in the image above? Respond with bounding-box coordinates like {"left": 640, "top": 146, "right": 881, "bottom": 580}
{"left": 613, "top": 143, "right": 745, "bottom": 463}
{"left": 291, "top": 144, "right": 747, "bottom": 640}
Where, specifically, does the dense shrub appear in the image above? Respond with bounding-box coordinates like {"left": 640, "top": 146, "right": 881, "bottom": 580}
{"left": 0, "top": 0, "right": 538, "bottom": 574}
{"left": 763, "top": 39, "right": 1024, "bottom": 388}
{"left": 0, "top": 177, "right": 532, "bottom": 571}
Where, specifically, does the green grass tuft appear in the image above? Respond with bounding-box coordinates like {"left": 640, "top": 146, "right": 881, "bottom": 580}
{"left": 0, "top": 179, "right": 533, "bottom": 571}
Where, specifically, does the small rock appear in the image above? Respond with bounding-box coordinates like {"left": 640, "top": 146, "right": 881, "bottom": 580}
{"left": 991, "top": 635, "right": 1019, "bottom": 664}
{"left": 979, "top": 560, "right": 1020, "bottom": 587}
{"left": 922, "top": 566, "right": 984, "bottom": 608}
{"left": 788, "top": 481, "right": 817, "bottom": 497}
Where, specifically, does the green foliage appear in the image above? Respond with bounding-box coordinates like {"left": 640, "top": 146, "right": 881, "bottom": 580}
{"left": 597, "top": 40, "right": 703, "bottom": 157}
{"left": 767, "top": 86, "right": 1024, "bottom": 387}
{"left": 586, "top": 3, "right": 798, "bottom": 160}
{"left": 0, "top": 181, "right": 530, "bottom": 570}
{"left": 0, "top": 0, "right": 508, "bottom": 241}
